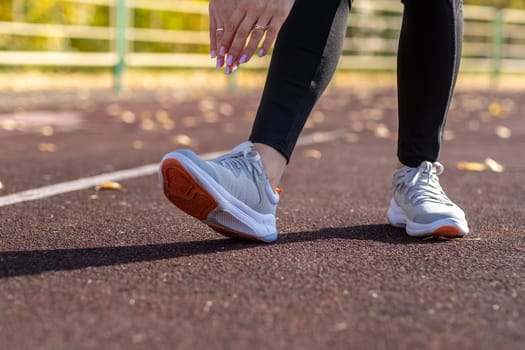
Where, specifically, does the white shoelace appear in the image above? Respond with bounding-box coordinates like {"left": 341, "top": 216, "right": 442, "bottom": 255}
{"left": 215, "top": 142, "right": 264, "bottom": 176}
{"left": 394, "top": 161, "right": 452, "bottom": 206}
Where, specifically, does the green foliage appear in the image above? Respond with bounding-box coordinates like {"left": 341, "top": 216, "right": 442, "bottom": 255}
{"left": 465, "top": 0, "right": 525, "bottom": 8}
{"left": 0, "top": 0, "right": 101, "bottom": 51}
{"left": 0, "top": 0, "right": 524, "bottom": 53}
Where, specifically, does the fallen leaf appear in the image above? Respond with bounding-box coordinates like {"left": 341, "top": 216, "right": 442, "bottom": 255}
{"left": 311, "top": 111, "right": 326, "bottom": 124}
{"left": 199, "top": 99, "right": 216, "bottom": 113}
{"left": 0, "top": 119, "right": 16, "bottom": 131}
{"left": 140, "top": 119, "right": 156, "bottom": 131}
{"left": 219, "top": 103, "right": 234, "bottom": 116}
{"left": 105, "top": 104, "right": 122, "bottom": 116}
{"left": 120, "top": 111, "right": 136, "bottom": 124}
{"left": 443, "top": 130, "right": 455, "bottom": 141}
{"left": 488, "top": 102, "right": 504, "bottom": 117}
{"left": 155, "top": 110, "right": 170, "bottom": 122}
{"left": 95, "top": 182, "right": 123, "bottom": 191}
{"left": 456, "top": 161, "right": 486, "bottom": 172}
{"left": 40, "top": 125, "right": 54, "bottom": 136}
{"left": 485, "top": 158, "right": 504, "bottom": 173}
{"left": 132, "top": 140, "right": 144, "bottom": 149}
{"left": 161, "top": 120, "right": 175, "bottom": 130}
{"left": 373, "top": 124, "right": 391, "bottom": 139}
{"left": 171, "top": 134, "right": 196, "bottom": 146}
{"left": 303, "top": 119, "right": 315, "bottom": 129}
{"left": 38, "top": 143, "right": 57, "bottom": 152}
{"left": 303, "top": 149, "right": 322, "bottom": 159}
{"left": 155, "top": 110, "right": 175, "bottom": 130}
{"left": 495, "top": 126, "right": 512, "bottom": 139}
{"left": 312, "top": 132, "right": 329, "bottom": 143}
{"left": 461, "top": 97, "right": 486, "bottom": 112}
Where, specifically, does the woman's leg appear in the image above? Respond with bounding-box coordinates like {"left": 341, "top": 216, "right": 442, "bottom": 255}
{"left": 249, "top": 0, "right": 351, "bottom": 166}
{"left": 397, "top": 0, "right": 463, "bottom": 167}
{"left": 389, "top": 0, "right": 468, "bottom": 238}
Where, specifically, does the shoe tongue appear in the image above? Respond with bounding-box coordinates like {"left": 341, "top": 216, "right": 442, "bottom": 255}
{"left": 419, "top": 161, "right": 433, "bottom": 170}
{"left": 230, "top": 141, "right": 254, "bottom": 155}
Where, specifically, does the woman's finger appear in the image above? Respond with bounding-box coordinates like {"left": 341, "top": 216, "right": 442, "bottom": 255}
{"left": 217, "top": 8, "right": 246, "bottom": 63}
{"left": 225, "top": 15, "right": 259, "bottom": 72}
{"left": 209, "top": 15, "right": 218, "bottom": 58}
{"left": 239, "top": 17, "right": 271, "bottom": 64}
{"left": 214, "top": 22, "right": 226, "bottom": 67}
{"left": 258, "top": 15, "right": 286, "bottom": 57}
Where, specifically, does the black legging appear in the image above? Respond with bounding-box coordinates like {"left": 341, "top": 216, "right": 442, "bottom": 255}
{"left": 249, "top": 0, "right": 463, "bottom": 167}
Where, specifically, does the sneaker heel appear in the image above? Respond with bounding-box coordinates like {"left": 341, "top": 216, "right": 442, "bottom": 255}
{"left": 161, "top": 159, "right": 218, "bottom": 220}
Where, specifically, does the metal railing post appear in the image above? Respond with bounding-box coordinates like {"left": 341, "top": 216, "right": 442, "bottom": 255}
{"left": 114, "top": 0, "right": 128, "bottom": 93}
{"left": 491, "top": 7, "right": 504, "bottom": 80}
{"left": 12, "top": 0, "right": 25, "bottom": 22}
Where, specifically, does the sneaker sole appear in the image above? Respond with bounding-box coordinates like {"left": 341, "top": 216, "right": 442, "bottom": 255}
{"left": 387, "top": 199, "right": 469, "bottom": 238}
{"left": 160, "top": 156, "right": 277, "bottom": 243}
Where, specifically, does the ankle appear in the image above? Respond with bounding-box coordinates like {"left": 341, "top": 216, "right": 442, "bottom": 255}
{"left": 253, "top": 143, "right": 286, "bottom": 189}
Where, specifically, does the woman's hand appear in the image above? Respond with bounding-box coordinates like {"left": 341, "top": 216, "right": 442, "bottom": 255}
{"left": 209, "top": 0, "right": 295, "bottom": 74}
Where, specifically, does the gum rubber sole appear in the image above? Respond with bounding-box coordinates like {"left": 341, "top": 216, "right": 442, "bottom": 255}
{"left": 425, "top": 225, "right": 464, "bottom": 238}
{"left": 161, "top": 158, "right": 269, "bottom": 242}
{"left": 161, "top": 159, "right": 217, "bottom": 220}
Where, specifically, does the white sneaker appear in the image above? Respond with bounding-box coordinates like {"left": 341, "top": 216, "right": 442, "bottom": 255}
{"left": 387, "top": 161, "right": 469, "bottom": 237}
{"left": 159, "top": 141, "right": 279, "bottom": 243}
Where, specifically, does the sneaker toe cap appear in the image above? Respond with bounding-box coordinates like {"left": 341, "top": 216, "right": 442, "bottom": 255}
{"left": 412, "top": 206, "right": 466, "bottom": 224}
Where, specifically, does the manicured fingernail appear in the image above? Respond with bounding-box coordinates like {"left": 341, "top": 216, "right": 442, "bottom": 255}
{"left": 225, "top": 66, "right": 231, "bottom": 75}
{"left": 232, "top": 65, "right": 239, "bottom": 73}
{"left": 211, "top": 50, "right": 216, "bottom": 59}
{"left": 219, "top": 46, "right": 225, "bottom": 56}
{"left": 226, "top": 55, "right": 233, "bottom": 66}
{"left": 216, "top": 57, "right": 222, "bottom": 68}
{"left": 239, "top": 54, "right": 247, "bottom": 64}
{"left": 257, "top": 49, "right": 265, "bottom": 57}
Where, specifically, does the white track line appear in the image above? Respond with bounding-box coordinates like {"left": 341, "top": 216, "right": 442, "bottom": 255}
{"left": 0, "top": 129, "right": 346, "bottom": 208}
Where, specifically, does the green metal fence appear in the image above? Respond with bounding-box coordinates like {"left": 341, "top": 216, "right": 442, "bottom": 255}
{"left": 1, "top": 0, "right": 524, "bottom": 91}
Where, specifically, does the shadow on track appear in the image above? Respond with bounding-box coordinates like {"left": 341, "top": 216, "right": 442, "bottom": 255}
{"left": 0, "top": 224, "right": 446, "bottom": 278}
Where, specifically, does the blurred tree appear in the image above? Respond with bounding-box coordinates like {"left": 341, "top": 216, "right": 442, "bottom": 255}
{"left": 1, "top": 0, "right": 524, "bottom": 54}
{"left": 465, "top": 0, "right": 525, "bottom": 7}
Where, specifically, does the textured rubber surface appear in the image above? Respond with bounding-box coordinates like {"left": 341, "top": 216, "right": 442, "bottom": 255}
{"left": 1, "top": 88, "right": 524, "bottom": 350}
{"left": 161, "top": 159, "right": 218, "bottom": 220}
